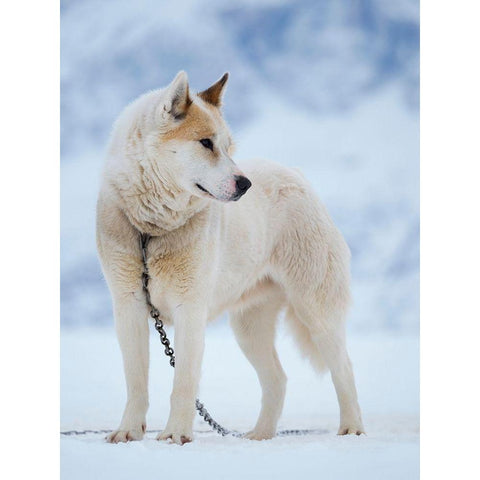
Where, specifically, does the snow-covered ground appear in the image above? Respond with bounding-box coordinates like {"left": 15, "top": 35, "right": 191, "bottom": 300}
{"left": 61, "top": 325, "right": 418, "bottom": 480}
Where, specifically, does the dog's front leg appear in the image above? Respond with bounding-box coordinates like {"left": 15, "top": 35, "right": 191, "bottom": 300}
{"left": 157, "top": 304, "right": 207, "bottom": 445}
{"left": 106, "top": 294, "right": 150, "bottom": 443}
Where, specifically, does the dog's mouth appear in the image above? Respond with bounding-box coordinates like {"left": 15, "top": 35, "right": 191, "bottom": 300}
{"left": 195, "top": 183, "right": 215, "bottom": 199}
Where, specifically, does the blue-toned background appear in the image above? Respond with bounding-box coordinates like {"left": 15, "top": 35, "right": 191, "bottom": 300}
{"left": 61, "top": 0, "right": 419, "bottom": 332}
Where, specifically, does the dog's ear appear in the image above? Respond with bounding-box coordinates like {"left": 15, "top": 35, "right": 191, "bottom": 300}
{"left": 163, "top": 71, "right": 192, "bottom": 120}
{"left": 198, "top": 73, "right": 229, "bottom": 107}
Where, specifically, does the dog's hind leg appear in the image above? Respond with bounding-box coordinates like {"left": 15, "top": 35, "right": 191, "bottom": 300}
{"left": 271, "top": 191, "right": 365, "bottom": 435}
{"left": 287, "top": 301, "right": 364, "bottom": 435}
{"left": 106, "top": 294, "right": 150, "bottom": 443}
{"left": 230, "top": 296, "right": 287, "bottom": 440}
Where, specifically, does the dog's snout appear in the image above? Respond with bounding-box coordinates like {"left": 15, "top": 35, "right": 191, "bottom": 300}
{"left": 235, "top": 175, "right": 252, "bottom": 196}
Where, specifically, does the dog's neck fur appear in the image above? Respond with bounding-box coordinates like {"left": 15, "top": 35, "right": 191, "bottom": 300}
{"left": 110, "top": 164, "right": 209, "bottom": 236}
{"left": 107, "top": 144, "right": 208, "bottom": 237}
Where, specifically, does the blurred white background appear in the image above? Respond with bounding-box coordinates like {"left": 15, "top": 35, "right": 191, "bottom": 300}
{"left": 61, "top": 0, "right": 419, "bottom": 333}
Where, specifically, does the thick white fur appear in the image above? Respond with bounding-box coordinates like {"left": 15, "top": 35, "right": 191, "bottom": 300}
{"left": 96, "top": 72, "right": 364, "bottom": 445}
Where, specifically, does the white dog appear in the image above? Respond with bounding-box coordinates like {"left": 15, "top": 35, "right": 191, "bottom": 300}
{"left": 96, "top": 71, "right": 364, "bottom": 445}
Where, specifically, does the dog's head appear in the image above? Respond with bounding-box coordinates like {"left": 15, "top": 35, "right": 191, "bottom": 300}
{"left": 148, "top": 71, "right": 251, "bottom": 202}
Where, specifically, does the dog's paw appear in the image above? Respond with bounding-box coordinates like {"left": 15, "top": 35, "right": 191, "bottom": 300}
{"left": 243, "top": 429, "right": 276, "bottom": 441}
{"left": 106, "top": 424, "right": 146, "bottom": 443}
{"left": 156, "top": 429, "right": 193, "bottom": 445}
{"left": 337, "top": 422, "right": 365, "bottom": 436}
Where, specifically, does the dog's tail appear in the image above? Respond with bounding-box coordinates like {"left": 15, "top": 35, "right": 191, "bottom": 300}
{"left": 284, "top": 306, "right": 328, "bottom": 374}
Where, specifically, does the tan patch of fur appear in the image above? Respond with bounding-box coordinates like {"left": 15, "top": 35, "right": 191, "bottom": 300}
{"left": 149, "top": 248, "right": 197, "bottom": 295}
{"left": 161, "top": 102, "right": 218, "bottom": 142}
{"left": 96, "top": 199, "right": 144, "bottom": 295}
{"left": 146, "top": 210, "right": 210, "bottom": 296}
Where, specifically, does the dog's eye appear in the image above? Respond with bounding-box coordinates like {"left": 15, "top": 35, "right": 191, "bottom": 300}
{"left": 199, "top": 138, "right": 214, "bottom": 151}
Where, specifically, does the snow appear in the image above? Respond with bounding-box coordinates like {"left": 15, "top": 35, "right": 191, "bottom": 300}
{"left": 61, "top": 325, "right": 419, "bottom": 479}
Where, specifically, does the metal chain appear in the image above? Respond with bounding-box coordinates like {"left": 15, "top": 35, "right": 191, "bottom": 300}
{"left": 140, "top": 233, "right": 176, "bottom": 367}
{"left": 140, "top": 232, "right": 241, "bottom": 437}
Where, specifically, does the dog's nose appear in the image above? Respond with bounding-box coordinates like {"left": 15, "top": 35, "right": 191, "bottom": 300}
{"left": 235, "top": 175, "right": 252, "bottom": 195}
